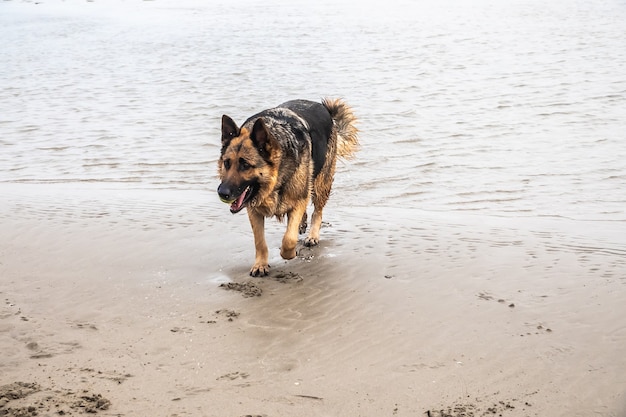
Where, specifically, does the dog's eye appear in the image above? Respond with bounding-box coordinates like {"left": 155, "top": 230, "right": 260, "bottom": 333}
{"left": 223, "top": 159, "right": 231, "bottom": 170}
{"left": 239, "top": 158, "right": 251, "bottom": 170}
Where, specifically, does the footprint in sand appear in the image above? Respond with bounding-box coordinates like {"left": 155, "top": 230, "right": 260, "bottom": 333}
{"left": 216, "top": 371, "right": 249, "bottom": 381}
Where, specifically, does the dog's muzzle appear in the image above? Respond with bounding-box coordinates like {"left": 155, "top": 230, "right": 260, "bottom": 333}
{"left": 218, "top": 183, "right": 252, "bottom": 214}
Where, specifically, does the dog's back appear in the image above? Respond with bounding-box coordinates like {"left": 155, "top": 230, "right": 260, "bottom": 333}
{"left": 279, "top": 100, "right": 333, "bottom": 177}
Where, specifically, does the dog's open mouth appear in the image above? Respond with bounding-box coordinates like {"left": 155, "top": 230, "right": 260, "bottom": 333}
{"left": 228, "top": 185, "right": 253, "bottom": 214}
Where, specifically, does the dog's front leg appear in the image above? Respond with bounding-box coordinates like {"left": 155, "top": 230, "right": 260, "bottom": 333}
{"left": 248, "top": 209, "right": 270, "bottom": 276}
{"left": 281, "top": 201, "right": 307, "bottom": 260}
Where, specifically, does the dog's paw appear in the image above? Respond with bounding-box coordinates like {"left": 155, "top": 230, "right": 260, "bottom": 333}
{"left": 250, "top": 263, "right": 270, "bottom": 277}
{"left": 280, "top": 246, "right": 297, "bottom": 260}
{"left": 304, "top": 237, "right": 319, "bottom": 247}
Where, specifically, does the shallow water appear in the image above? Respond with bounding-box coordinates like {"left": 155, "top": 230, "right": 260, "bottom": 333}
{"left": 1, "top": 0, "right": 625, "bottom": 222}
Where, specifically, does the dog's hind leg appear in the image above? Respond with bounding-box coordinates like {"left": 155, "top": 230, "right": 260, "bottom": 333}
{"left": 305, "top": 173, "right": 332, "bottom": 247}
{"left": 298, "top": 211, "right": 308, "bottom": 234}
{"left": 248, "top": 209, "right": 270, "bottom": 276}
{"left": 305, "top": 207, "right": 324, "bottom": 247}
{"left": 305, "top": 211, "right": 322, "bottom": 247}
{"left": 305, "top": 113, "right": 340, "bottom": 247}
{"left": 281, "top": 200, "right": 308, "bottom": 260}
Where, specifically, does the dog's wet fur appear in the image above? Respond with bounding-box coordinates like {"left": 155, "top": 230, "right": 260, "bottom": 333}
{"left": 218, "top": 98, "right": 359, "bottom": 276}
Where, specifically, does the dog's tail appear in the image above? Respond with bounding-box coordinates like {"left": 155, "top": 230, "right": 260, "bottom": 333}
{"left": 322, "top": 98, "right": 359, "bottom": 159}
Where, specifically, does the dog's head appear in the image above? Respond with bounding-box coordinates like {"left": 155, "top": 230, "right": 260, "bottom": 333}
{"left": 217, "top": 115, "right": 280, "bottom": 214}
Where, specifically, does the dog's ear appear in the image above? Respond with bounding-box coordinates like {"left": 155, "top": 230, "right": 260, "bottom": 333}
{"left": 221, "top": 115, "right": 239, "bottom": 146}
{"left": 250, "top": 118, "right": 277, "bottom": 157}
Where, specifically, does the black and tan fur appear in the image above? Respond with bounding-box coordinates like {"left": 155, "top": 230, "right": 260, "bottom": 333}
{"left": 217, "top": 98, "right": 359, "bottom": 276}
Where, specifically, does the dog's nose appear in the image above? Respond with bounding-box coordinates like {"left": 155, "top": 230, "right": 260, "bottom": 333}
{"left": 217, "top": 183, "right": 232, "bottom": 201}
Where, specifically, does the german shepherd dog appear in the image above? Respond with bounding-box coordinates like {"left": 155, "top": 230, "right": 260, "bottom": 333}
{"left": 217, "top": 98, "right": 359, "bottom": 276}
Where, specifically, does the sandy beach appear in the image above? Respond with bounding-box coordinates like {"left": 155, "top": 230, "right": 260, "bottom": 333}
{"left": 1, "top": 184, "right": 625, "bottom": 416}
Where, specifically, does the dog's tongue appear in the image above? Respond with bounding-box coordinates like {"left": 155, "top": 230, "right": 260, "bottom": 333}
{"left": 230, "top": 187, "right": 248, "bottom": 212}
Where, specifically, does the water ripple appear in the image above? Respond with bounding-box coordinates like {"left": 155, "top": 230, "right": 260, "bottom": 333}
{"left": 1, "top": 0, "right": 625, "bottom": 221}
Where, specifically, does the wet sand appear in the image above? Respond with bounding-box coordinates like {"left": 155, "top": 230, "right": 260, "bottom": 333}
{"left": 1, "top": 184, "right": 625, "bottom": 416}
